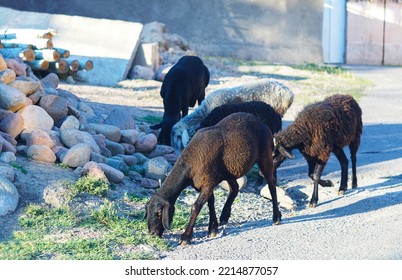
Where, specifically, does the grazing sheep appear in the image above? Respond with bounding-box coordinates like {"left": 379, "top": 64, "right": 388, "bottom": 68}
{"left": 145, "top": 112, "right": 281, "bottom": 245}
{"left": 150, "top": 55, "right": 210, "bottom": 145}
{"left": 273, "top": 94, "right": 363, "bottom": 208}
{"left": 199, "top": 101, "right": 282, "bottom": 134}
{"left": 170, "top": 79, "right": 294, "bottom": 153}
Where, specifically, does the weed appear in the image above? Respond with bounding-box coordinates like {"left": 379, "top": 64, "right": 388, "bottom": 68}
{"left": 70, "top": 176, "right": 110, "bottom": 197}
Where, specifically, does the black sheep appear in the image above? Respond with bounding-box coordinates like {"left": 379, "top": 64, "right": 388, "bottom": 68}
{"left": 199, "top": 101, "right": 282, "bottom": 134}
{"left": 145, "top": 113, "right": 281, "bottom": 245}
{"left": 273, "top": 94, "right": 363, "bottom": 208}
{"left": 150, "top": 56, "right": 210, "bottom": 145}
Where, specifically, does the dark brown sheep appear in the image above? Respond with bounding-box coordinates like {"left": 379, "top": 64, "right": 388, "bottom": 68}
{"left": 145, "top": 112, "right": 281, "bottom": 245}
{"left": 273, "top": 94, "right": 363, "bottom": 208}
{"left": 150, "top": 55, "right": 209, "bottom": 145}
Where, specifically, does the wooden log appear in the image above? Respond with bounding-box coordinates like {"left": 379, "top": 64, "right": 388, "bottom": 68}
{"left": 53, "top": 48, "right": 70, "bottom": 58}
{"left": 0, "top": 38, "right": 53, "bottom": 50}
{"left": 26, "top": 59, "right": 49, "bottom": 71}
{"left": 78, "top": 60, "right": 93, "bottom": 71}
{"left": 66, "top": 59, "right": 79, "bottom": 71}
{"left": 34, "top": 49, "right": 60, "bottom": 61}
{"left": 0, "top": 41, "right": 33, "bottom": 49}
{"left": 0, "top": 48, "right": 35, "bottom": 61}
{"left": 48, "top": 59, "right": 68, "bottom": 74}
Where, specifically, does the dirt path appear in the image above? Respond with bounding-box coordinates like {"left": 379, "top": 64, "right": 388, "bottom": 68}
{"left": 162, "top": 66, "right": 402, "bottom": 260}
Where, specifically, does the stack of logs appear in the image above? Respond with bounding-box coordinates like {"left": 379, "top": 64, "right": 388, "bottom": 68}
{"left": 0, "top": 28, "right": 93, "bottom": 78}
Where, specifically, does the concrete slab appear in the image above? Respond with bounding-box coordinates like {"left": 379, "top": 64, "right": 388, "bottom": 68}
{"left": 0, "top": 7, "right": 143, "bottom": 86}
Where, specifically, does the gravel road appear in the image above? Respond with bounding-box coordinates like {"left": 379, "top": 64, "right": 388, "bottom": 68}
{"left": 162, "top": 65, "right": 402, "bottom": 260}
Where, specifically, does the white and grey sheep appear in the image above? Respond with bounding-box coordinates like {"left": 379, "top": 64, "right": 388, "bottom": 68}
{"left": 273, "top": 94, "right": 363, "bottom": 208}
{"left": 170, "top": 79, "right": 294, "bottom": 153}
{"left": 199, "top": 100, "right": 282, "bottom": 134}
{"left": 145, "top": 112, "right": 281, "bottom": 245}
{"left": 150, "top": 55, "right": 210, "bottom": 145}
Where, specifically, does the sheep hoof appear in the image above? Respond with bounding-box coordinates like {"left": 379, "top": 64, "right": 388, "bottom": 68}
{"left": 320, "top": 180, "right": 334, "bottom": 187}
{"left": 209, "top": 231, "right": 218, "bottom": 238}
{"left": 179, "top": 239, "right": 191, "bottom": 246}
{"left": 338, "top": 190, "right": 345, "bottom": 196}
{"left": 273, "top": 220, "right": 281, "bottom": 226}
{"left": 308, "top": 202, "right": 317, "bottom": 208}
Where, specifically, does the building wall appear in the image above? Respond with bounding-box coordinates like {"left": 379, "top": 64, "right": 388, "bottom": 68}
{"left": 347, "top": 1, "right": 402, "bottom": 65}
{"left": 0, "top": 0, "right": 325, "bottom": 64}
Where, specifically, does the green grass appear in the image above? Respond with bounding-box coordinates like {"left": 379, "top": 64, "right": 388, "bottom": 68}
{"left": 137, "top": 115, "right": 162, "bottom": 124}
{"left": 9, "top": 162, "right": 28, "bottom": 174}
{"left": 70, "top": 176, "right": 110, "bottom": 197}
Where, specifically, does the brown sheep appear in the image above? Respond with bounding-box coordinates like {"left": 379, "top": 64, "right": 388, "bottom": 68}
{"left": 145, "top": 112, "right": 281, "bottom": 245}
{"left": 273, "top": 94, "right": 363, "bottom": 208}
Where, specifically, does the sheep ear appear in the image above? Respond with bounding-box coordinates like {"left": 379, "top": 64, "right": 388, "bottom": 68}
{"left": 161, "top": 202, "right": 172, "bottom": 231}
{"left": 278, "top": 145, "right": 295, "bottom": 159}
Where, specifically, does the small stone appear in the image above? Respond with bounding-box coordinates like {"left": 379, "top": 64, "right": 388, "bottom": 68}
{"left": 105, "top": 158, "right": 129, "bottom": 173}
{"left": 88, "top": 123, "right": 121, "bottom": 142}
{"left": 39, "top": 95, "right": 69, "bottom": 123}
{"left": 104, "top": 109, "right": 135, "bottom": 130}
{"left": 0, "top": 152, "right": 16, "bottom": 163}
{"left": 143, "top": 156, "right": 171, "bottom": 181}
{"left": 60, "top": 128, "right": 100, "bottom": 154}
{"left": 0, "top": 112, "right": 24, "bottom": 138}
{"left": 105, "top": 139, "right": 124, "bottom": 156}
{"left": 260, "top": 185, "right": 295, "bottom": 210}
{"left": 147, "top": 145, "right": 175, "bottom": 158}
{"left": 120, "top": 129, "right": 140, "bottom": 145}
{"left": 0, "top": 164, "right": 16, "bottom": 182}
{"left": 98, "top": 163, "right": 125, "bottom": 183}
{"left": 121, "top": 143, "right": 135, "bottom": 155}
{"left": 81, "top": 161, "right": 109, "bottom": 184}
{"left": 140, "top": 178, "right": 159, "bottom": 189}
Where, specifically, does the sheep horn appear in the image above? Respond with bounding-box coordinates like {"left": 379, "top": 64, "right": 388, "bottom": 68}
{"left": 278, "top": 145, "right": 295, "bottom": 159}
{"left": 161, "top": 202, "right": 172, "bottom": 231}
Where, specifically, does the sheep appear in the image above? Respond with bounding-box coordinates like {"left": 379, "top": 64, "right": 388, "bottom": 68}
{"left": 199, "top": 100, "right": 282, "bottom": 134}
{"left": 145, "top": 112, "right": 281, "bottom": 245}
{"left": 150, "top": 55, "right": 210, "bottom": 145}
{"left": 170, "top": 79, "right": 294, "bottom": 153}
{"left": 273, "top": 94, "right": 363, "bottom": 208}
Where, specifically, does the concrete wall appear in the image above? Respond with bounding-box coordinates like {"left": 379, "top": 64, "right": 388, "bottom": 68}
{"left": 0, "top": 0, "right": 324, "bottom": 64}
{"left": 347, "top": 1, "right": 402, "bottom": 65}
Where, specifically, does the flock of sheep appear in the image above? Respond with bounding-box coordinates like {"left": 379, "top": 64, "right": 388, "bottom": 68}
{"left": 145, "top": 55, "right": 363, "bottom": 245}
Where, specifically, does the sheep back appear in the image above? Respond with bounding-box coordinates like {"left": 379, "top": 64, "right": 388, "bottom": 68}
{"left": 171, "top": 79, "right": 293, "bottom": 152}
{"left": 199, "top": 101, "right": 282, "bottom": 134}
{"left": 175, "top": 112, "right": 272, "bottom": 188}
{"left": 275, "top": 94, "right": 362, "bottom": 162}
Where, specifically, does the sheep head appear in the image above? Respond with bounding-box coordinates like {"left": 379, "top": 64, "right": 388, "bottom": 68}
{"left": 144, "top": 195, "right": 174, "bottom": 237}
{"left": 170, "top": 122, "right": 190, "bottom": 154}
{"left": 273, "top": 139, "right": 295, "bottom": 169}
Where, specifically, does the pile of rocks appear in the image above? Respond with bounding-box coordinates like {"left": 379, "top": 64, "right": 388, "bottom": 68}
{"left": 128, "top": 21, "right": 196, "bottom": 81}
{"left": 0, "top": 53, "right": 179, "bottom": 217}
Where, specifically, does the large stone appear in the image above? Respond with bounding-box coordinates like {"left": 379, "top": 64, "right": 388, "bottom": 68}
{"left": 0, "top": 54, "right": 7, "bottom": 71}
{"left": 27, "top": 129, "right": 54, "bottom": 148}
{"left": 0, "top": 152, "right": 16, "bottom": 163}
{"left": 104, "top": 109, "right": 136, "bottom": 130}
{"left": 134, "top": 133, "right": 157, "bottom": 153}
{"left": 0, "top": 112, "right": 24, "bottom": 138}
{"left": 0, "top": 175, "right": 19, "bottom": 216}
{"left": 105, "top": 139, "right": 124, "bottom": 156}
{"left": 147, "top": 145, "right": 175, "bottom": 158}
{"left": 120, "top": 129, "right": 140, "bottom": 145}
{"left": 59, "top": 115, "right": 80, "bottom": 130}
{"left": 0, "top": 135, "right": 16, "bottom": 154}
{"left": 88, "top": 123, "right": 121, "bottom": 142}
{"left": 0, "top": 83, "right": 27, "bottom": 112}
{"left": 9, "top": 80, "right": 40, "bottom": 96}
{"left": 60, "top": 128, "right": 100, "bottom": 154}
{"left": 81, "top": 161, "right": 109, "bottom": 184}
{"left": 260, "top": 185, "right": 295, "bottom": 210}
{"left": 143, "top": 156, "right": 170, "bottom": 181}
{"left": 0, "top": 164, "right": 15, "bottom": 182}
{"left": 0, "top": 69, "right": 16, "bottom": 84}
{"left": 17, "top": 105, "right": 54, "bottom": 131}
{"left": 218, "top": 176, "right": 248, "bottom": 192}
{"left": 62, "top": 143, "right": 92, "bottom": 168}
{"left": 27, "top": 145, "right": 56, "bottom": 163}
{"left": 39, "top": 95, "right": 69, "bottom": 123}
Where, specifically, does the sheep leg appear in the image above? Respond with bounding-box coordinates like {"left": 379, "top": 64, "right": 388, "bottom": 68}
{"left": 309, "top": 163, "right": 325, "bottom": 208}
{"left": 180, "top": 189, "right": 211, "bottom": 245}
{"left": 207, "top": 193, "right": 219, "bottom": 237}
{"left": 307, "top": 158, "right": 333, "bottom": 187}
{"left": 219, "top": 179, "right": 239, "bottom": 225}
{"left": 333, "top": 148, "right": 349, "bottom": 195}
{"left": 258, "top": 160, "right": 282, "bottom": 225}
{"left": 349, "top": 141, "right": 359, "bottom": 189}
